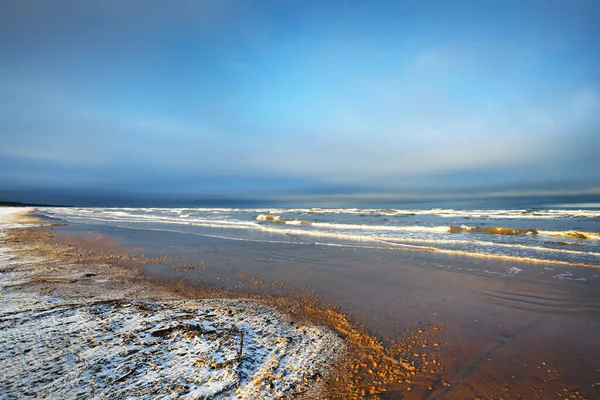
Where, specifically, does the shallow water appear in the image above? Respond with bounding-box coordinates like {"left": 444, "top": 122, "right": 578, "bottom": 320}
{"left": 40, "top": 206, "right": 600, "bottom": 267}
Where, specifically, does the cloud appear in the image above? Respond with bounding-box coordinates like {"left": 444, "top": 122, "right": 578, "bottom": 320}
{"left": 1, "top": 1, "right": 599, "bottom": 203}
{"left": 2, "top": 68, "right": 600, "bottom": 197}
{"left": 251, "top": 85, "right": 600, "bottom": 187}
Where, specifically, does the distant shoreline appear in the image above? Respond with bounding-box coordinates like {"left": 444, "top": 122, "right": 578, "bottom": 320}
{"left": 0, "top": 201, "right": 71, "bottom": 207}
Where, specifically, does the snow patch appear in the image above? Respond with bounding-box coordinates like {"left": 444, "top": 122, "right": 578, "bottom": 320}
{"left": 0, "top": 300, "right": 343, "bottom": 399}
{"left": 0, "top": 207, "right": 344, "bottom": 398}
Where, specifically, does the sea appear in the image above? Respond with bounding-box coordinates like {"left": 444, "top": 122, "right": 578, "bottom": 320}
{"left": 38, "top": 205, "right": 600, "bottom": 267}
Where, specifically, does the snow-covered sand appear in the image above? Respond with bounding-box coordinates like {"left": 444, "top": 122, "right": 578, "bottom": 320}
{"left": 0, "top": 208, "right": 344, "bottom": 399}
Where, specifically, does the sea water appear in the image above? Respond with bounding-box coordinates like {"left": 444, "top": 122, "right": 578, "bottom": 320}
{"left": 39, "top": 206, "right": 600, "bottom": 267}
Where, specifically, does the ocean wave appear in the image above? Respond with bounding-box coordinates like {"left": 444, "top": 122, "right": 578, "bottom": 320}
{"left": 40, "top": 208, "right": 600, "bottom": 240}
{"left": 35, "top": 207, "right": 600, "bottom": 267}
{"left": 407, "top": 208, "right": 600, "bottom": 219}
{"left": 280, "top": 208, "right": 600, "bottom": 219}
{"left": 284, "top": 219, "right": 311, "bottom": 225}
{"left": 255, "top": 215, "right": 311, "bottom": 225}
{"left": 44, "top": 206, "right": 600, "bottom": 220}
{"left": 46, "top": 211, "right": 260, "bottom": 230}
{"left": 538, "top": 230, "right": 600, "bottom": 241}
{"left": 379, "top": 237, "right": 600, "bottom": 258}
{"left": 312, "top": 222, "right": 449, "bottom": 233}
{"left": 449, "top": 226, "right": 539, "bottom": 235}
{"left": 314, "top": 242, "right": 599, "bottom": 268}
{"left": 449, "top": 226, "right": 600, "bottom": 240}
{"left": 255, "top": 214, "right": 283, "bottom": 222}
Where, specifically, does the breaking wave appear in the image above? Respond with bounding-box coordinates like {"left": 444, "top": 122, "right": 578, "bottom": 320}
{"left": 38, "top": 207, "right": 600, "bottom": 267}
{"left": 538, "top": 230, "right": 600, "bottom": 241}
{"left": 449, "top": 225, "right": 600, "bottom": 240}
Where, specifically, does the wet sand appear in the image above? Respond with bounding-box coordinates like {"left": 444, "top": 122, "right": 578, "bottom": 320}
{"left": 44, "top": 222, "right": 600, "bottom": 399}
{"left": 4, "top": 223, "right": 422, "bottom": 399}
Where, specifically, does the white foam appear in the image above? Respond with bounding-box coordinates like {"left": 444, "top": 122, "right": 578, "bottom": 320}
{"left": 538, "top": 230, "right": 600, "bottom": 241}
{"left": 41, "top": 206, "right": 600, "bottom": 224}
{"left": 312, "top": 222, "right": 450, "bottom": 233}
{"left": 280, "top": 208, "right": 600, "bottom": 219}
{"left": 256, "top": 214, "right": 282, "bottom": 222}
{"left": 284, "top": 219, "right": 309, "bottom": 225}
{"left": 36, "top": 207, "right": 600, "bottom": 267}
{"left": 552, "top": 271, "right": 587, "bottom": 282}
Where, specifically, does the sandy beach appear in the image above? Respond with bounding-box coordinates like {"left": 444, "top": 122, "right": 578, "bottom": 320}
{"left": 1, "top": 209, "right": 348, "bottom": 398}
{"left": 1, "top": 208, "right": 418, "bottom": 399}
{"left": 2, "top": 207, "right": 599, "bottom": 398}
{"left": 4, "top": 1, "right": 600, "bottom": 397}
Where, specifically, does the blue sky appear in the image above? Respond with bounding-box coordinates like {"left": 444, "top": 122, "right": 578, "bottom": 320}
{"left": 1, "top": 0, "right": 599, "bottom": 205}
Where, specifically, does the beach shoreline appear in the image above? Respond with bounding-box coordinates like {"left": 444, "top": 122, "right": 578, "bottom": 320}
{"left": 0, "top": 209, "right": 417, "bottom": 399}
{"left": 3, "top": 207, "right": 600, "bottom": 398}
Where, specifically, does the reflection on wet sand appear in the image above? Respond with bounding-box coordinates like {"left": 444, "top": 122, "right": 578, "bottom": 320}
{"left": 121, "top": 226, "right": 600, "bottom": 399}
{"left": 17, "top": 221, "right": 600, "bottom": 398}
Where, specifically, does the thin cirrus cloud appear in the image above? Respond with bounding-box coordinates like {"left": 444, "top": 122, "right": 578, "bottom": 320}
{"left": 0, "top": 0, "right": 599, "bottom": 205}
